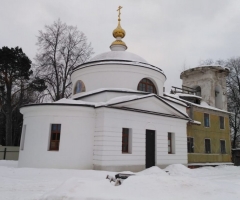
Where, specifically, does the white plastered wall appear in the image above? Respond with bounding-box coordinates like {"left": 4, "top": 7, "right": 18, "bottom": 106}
{"left": 93, "top": 107, "right": 187, "bottom": 171}
{"left": 18, "top": 105, "right": 95, "bottom": 169}
{"left": 71, "top": 64, "right": 166, "bottom": 96}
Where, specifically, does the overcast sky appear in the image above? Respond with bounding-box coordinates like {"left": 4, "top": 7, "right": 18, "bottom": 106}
{"left": 1, "top": 0, "right": 240, "bottom": 92}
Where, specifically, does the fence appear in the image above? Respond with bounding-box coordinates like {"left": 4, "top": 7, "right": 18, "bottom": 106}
{"left": 0, "top": 146, "right": 19, "bottom": 160}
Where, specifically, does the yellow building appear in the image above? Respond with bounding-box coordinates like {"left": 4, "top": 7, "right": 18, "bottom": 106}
{"left": 167, "top": 65, "right": 232, "bottom": 166}
{"left": 187, "top": 105, "right": 231, "bottom": 164}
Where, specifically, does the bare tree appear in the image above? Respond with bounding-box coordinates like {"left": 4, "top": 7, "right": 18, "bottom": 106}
{"left": 199, "top": 59, "right": 214, "bottom": 66}
{"left": 35, "top": 19, "right": 94, "bottom": 102}
{"left": 225, "top": 58, "right": 240, "bottom": 148}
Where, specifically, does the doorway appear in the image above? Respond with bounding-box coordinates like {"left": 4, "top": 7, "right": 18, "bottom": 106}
{"left": 146, "top": 129, "right": 155, "bottom": 168}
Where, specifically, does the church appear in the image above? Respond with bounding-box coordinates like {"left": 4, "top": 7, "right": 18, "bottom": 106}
{"left": 18, "top": 8, "right": 231, "bottom": 171}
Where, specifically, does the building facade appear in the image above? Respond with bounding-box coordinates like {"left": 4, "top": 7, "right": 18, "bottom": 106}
{"left": 166, "top": 65, "right": 232, "bottom": 165}
{"left": 18, "top": 12, "right": 190, "bottom": 171}
{"left": 187, "top": 105, "right": 231, "bottom": 163}
{"left": 18, "top": 10, "right": 232, "bottom": 170}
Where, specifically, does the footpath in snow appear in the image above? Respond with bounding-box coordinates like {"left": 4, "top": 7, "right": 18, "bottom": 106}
{"left": 0, "top": 161, "right": 240, "bottom": 200}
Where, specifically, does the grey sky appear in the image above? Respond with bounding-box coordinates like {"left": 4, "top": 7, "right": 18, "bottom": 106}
{"left": 1, "top": 0, "right": 240, "bottom": 92}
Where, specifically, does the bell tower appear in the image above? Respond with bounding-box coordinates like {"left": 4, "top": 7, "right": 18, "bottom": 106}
{"left": 180, "top": 65, "right": 229, "bottom": 111}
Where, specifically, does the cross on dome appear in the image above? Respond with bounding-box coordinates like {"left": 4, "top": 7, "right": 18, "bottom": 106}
{"left": 110, "top": 6, "right": 127, "bottom": 51}
{"left": 117, "top": 6, "right": 122, "bottom": 21}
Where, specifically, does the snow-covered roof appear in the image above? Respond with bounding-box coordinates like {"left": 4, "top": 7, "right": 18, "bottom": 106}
{"left": 161, "top": 96, "right": 188, "bottom": 107}
{"left": 165, "top": 93, "right": 230, "bottom": 113}
{"left": 54, "top": 98, "right": 96, "bottom": 106}
{"left": 98, "top": 94, "right": 154, "bottom": 106}
{"left": 90, "top": 51, "right": 148, "bottom": 63}
{"left": 22, "top": 92, "right": 189, "bottom": 120}
{"left": 53, "top": 94, "right": 190, "bottom": 120}
{"left": 73, "top": 60, "right": 164, "bottom": 75}
{"left": 73, "top": 50, "right": 165, "bottom": 75}
{"left": 200, "top": 65, "right": 229, "bottom": 70}
{"left": 72, "top": 88, "right": 149, "bottom": 99}
{"left": 57, "top": 94, "right": 155, "bottom": 107}
{"left": 190, "top": 120, "right": 201, "bottom": 125}
{"left": 181, "top": 65, "right": 230, "bottom": 77}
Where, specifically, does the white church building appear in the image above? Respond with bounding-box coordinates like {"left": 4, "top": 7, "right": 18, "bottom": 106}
{"left": 18, "top": 12, "right": 191, "bottom": 171}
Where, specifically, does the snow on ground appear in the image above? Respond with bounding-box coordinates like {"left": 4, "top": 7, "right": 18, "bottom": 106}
{"left": 1, "top": 161, "right": 240, "bottom": 200}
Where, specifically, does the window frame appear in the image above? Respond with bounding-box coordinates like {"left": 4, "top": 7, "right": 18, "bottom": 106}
{"left": 219, "top": 116, "right": 225, "bottom": 129}
{"left": 204, "top": 113, "right": 210, "bottom": 128}
{"left": 122, "top": 128, "right": 132, "bottom": 154}
{"left": 187, "top": 137, "right": 194, "bottom": 153}
{"left": 168, "top": 133, "right": 172, "bottom": 154}
{"left": 73, "top": 80, "right": 86, "bottom": 94}
{"left": 137, "top": 78, "right": 157, "bottom": 94}
{"left": 205, "top": 138, "right": 211, "bottom": 154}
{"left": 49, "top": 124, "right": 61, "bottom": 151}
{"left": 220, "top": 140, "right": 226, "bottom": 154}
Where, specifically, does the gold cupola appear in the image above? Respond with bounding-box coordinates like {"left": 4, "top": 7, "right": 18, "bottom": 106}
{"left": 110, "top": 6, "right": 127, "bottom": 51}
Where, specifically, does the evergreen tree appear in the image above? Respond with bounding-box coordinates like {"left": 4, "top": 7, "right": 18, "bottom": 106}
{"left": 0, "top": 46, "right": 32, "bottom": 145}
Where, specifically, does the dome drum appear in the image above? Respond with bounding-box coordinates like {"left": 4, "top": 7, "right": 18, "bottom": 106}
{"left": 71, "top": 62, "right": 165, "bottom": 97}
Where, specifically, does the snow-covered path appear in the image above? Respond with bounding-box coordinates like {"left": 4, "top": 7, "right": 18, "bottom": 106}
{"left": 0, "top": 161, "right": 240, "bottom": 200}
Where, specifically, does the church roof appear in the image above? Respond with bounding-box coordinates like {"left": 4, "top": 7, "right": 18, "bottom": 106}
{"left": 164, "top": 93, "right": 230, "bottom": 114}
{"left": 21, "top": 93, "right": 190, "bottom": 121}
{"left": 90, "top": 51, "right": 147, "bottom": 63}
{"left": 72, "top": 88, "right": 148, "bottom": 100}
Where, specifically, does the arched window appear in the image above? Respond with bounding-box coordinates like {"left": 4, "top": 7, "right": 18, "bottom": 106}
{"left": 195, "top": 86, "right": 201, "bottom": 97}
{"left": 137, "top": 78, "right": 157, "bottom": 94}
{"left": 74, "top": 80, "right": 86, "bottom": 94}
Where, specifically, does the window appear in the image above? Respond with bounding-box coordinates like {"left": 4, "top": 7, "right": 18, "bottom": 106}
{"left": 49, "top": 124, "right": 61, "bottom": 151}
{"left": 74, "top": 80, "right": 86, "bottom": 94}
{"left": 137, "top": 78, "right": 157, "bottom": 94}
{"left": 168, "top": 133, "right": 172, "bottom": 154}
{"left": 205, "top": 139, "right": 211, "bottom": 153}
{"left": 195, "top": 86, "right": 201, "bottom": 97}
{"left": 204, "top": 113, "right": 210, "bottom": 127}
{"left": 122, "top": 128, "right": 132, "bottom": 153}
{"left": 122, "top": 128, "right": 129, "bottom": 153}
{"left": 187, "top": 137, "right": 194, "bottom": 153}
{"left": 219, "top": 116, "right": 224, "bottom": 129}
{"left": 20, "top": 125, "right": 26, "bottom": 151}
{"left": 220, "top": 140, "right": 226, "bottom": 154}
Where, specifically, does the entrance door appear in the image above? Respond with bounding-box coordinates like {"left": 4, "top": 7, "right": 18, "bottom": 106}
{"left": 146, "top": 129, "right": 155, "bottom": 168}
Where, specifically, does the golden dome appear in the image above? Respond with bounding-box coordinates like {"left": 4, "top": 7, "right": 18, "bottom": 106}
{"left": 113, "top": 21, "right": 126, "bottom": 38}
{"left": 111, "top": 39, "right": 127, "bottom": 47}
{"left": 110, "top": 6, "right": 127, "bottom": 51}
